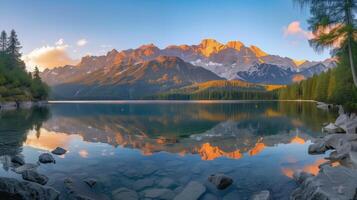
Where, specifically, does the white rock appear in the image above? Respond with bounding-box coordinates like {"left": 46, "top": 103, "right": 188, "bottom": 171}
{"left": 323, "top": 123, "right": 340, "bottom": 133}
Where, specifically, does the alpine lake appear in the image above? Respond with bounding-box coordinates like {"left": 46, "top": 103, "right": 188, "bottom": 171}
{"left": 0, "top": 101, "right": 338, "bottom": 200}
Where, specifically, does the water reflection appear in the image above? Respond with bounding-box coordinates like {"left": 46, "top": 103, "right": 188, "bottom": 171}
{"left": 0, "top": 101, "right": 337, "bottom": 199}
{"left": 0, "top": 107, "right": 50, "bottom": 156}
{"left": 35, "top": 102, "right": 335, "bottom": 159}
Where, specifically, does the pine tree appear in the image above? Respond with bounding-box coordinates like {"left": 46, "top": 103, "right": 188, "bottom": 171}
{"left": 0, "top": 31, "right": 8, "bottom": 52}
{"left": 7, "top": 30, "right": 21, "bottom": 59}
{"left": 33, "top": 66, "right": 41, "bottom": 80}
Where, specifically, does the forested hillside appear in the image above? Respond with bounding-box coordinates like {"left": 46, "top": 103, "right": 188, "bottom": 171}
{"left": 0, "top": 30, "right": 49, "bottom": 102}
{"left": 278, "top": 45, "right": 357, "bottom": 111}
{"left": 149, "top": 80, "right": 280, "bottom": 100}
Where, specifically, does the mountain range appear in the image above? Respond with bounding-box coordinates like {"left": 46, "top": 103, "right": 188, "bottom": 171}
{"left": 40, "top": 39, "right": 336, "bottom": 99}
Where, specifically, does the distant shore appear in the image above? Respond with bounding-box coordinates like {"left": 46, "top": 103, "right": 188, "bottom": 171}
{"left": 0, "top": 101, "right": 48, "bottom": 111}
{"left": 48, "top": 99, "right": 317, "bottom": 104}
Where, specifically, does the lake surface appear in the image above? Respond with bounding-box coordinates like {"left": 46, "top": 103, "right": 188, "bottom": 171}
{"left": 0, "top": 101, "right": 337, "bottom": 199}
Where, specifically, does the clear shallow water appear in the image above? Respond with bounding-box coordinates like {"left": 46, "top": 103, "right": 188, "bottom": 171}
{"left": 0, "top": 101, "right": 337, "bottom": 200}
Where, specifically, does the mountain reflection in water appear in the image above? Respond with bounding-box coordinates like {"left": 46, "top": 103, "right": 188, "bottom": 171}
{"left": 0, "top": 101, "right": 337, "bottom": 199}
{"left": 34, "top": 102, "right": 335, "bottom": 159}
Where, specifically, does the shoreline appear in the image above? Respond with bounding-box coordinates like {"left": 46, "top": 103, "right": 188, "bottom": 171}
{"left": 48, "top": 99, "right": 317, "bottom": 104}
{"left": 292, "top": 103, "right": 357, "bottom": 199}
{"left": 0, "top": 101, "right": 48, "bottom": 111}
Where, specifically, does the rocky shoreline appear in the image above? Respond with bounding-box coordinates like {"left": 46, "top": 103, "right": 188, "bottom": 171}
{"left": 0, "top": 101, "right": 48, "bottom": 111}
{"left": 291, "top": 102, "right": 357, "bottom": 200}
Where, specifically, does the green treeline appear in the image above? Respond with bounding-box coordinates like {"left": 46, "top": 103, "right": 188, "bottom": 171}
{"left": 150, "top": 89, "right": 278, "bottom": 100}
{"left": 278, "top": 45, "right": 357, "bottom": 111}
{"left": 0, "top": 30, "right": 49, "bottom": 102}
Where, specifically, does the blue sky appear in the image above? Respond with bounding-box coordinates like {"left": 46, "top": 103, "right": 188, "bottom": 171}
{"left": 0, "top": 0, "right": 331, "bottom": 70}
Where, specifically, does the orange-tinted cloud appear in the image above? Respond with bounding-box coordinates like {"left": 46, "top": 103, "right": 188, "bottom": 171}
{"left": 22, "top": 39, "right": 79, "bottom": 71}
{"left": 284, "top": 21, "right": 314, "bottom": 39}
{"left": 24, "top": 128, "right": 81, "bottom": 151}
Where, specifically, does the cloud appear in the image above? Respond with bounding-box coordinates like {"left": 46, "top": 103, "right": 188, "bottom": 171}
{"left": 22, "top": 39, "right": 78, "bottom": 71}
{"left": 55, "top": 38, "right": 64, "bottom": 46}
{"left": 284, "top": 21, "right": 314, "bottom": 39}
{"left": 77, "top": 38, "right": 88, "bottom": 47}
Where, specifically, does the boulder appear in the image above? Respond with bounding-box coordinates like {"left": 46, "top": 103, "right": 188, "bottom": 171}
{"left": 208, "top": 174, "right": 233, "bottom": 190}
{"left": 291, "top": 165, "right": 357, "bottom": 200}
{"left": 0, "top": 177, "right": 59, "bottom": 200}
{"left": 51, "top": 147, "right": 67, "bottom": 155}
{"left": 174, "top": 181, "right": 206, "bottom": 200}
{"left": 22, "top": 170, "right": 49, "bottom": 185}
{"left": 335, "top": 113, "right": 357, "bottom": 134}
{"left": 11, "top": 155, "right": 25, "bottom": 166}
{"left": 323, "top": 123, "right": 342, "bottom": 133}
{"left": 112, "top": 187, "right": 138, "bottom": 200}
{"left": 39, "top": 153, "right": 55, "bottom": 164}
{"left": 251, "top": 190, "right": 271, "bottom": 200}
{"left": 335, "top": 113, "right": 349, "bottom": 127}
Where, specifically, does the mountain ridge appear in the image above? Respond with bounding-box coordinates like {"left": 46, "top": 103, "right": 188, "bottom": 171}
{"left": 41, "top": 38, "right": 335, "bottom": 86}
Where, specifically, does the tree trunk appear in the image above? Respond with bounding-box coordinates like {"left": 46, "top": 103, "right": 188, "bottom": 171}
{"left": 346, "top": 0, "right": 357, "bottom": 87}
{"left": 347, "top": 38, "right": 357, "bottom": 87}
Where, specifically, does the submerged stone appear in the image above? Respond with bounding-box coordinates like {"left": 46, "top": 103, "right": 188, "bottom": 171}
{"left": 22, "top": 170, "right": 49, "bottom": 185}
{"left": 142, "top": 188, "right": 174, "bottom": 199}
{"left": 132, "top": 178, "right": 154, "bottom": 191}
{"left": 174, "top": 181, "right": 206, "bottom": 200}
{"left": 0, "top": 177, "right": 59, "bottom": 200}
{"left": 13, "top": 163, "right": 39, "bottom": 174}
{"left": 39, "top": 153, "right": 55, "bottom": 164}
{"left": 208, "top": 174, "right": 233, "bottom": 190}
{"left": 112, "top": 187, "right": 138, "bottom": 200}
{"left": 51, "top": 147, "right": 67, "bottom": 155}
{"left": 11, "top": 155, "right": 25, "bottom": 166}
{"left": 251, "top": 190, "right": 271, "bottom": 200}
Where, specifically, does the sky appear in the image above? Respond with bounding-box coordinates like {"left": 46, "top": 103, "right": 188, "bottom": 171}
{"left": 0, "top": 0, "right": 331, "bottom": 71}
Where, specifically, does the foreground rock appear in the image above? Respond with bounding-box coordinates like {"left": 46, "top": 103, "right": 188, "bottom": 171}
{"left": 0, "top": 177, "right": 59, "bottom": 200}
{"left": 51, "top": 147, "right": 67, "bottom": 155}
{"left": 39, "top": 153, "right": 55, "bottom": 164}
{"left": 22, "top": 170, "right": 49, "bottom": 185}
{"left": 174, "top": 181, "right": 206, "bottom": 200}
{"left": 291, "top": 165, "right": 357, "bottom": 200}
{"left": 112, "top": 187, "right": 138, "bottom": 200}
{"left": 323, "top": 123, "right": 344, "bottom": 133}
{"left": 308, "top": 134, "right": 357, "bottom": 168}
{"left": 251, "top": 190, "right": 271, "bottom": 200}
{"left": 208, "top": 174, "right": 233, "bottom": 190}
